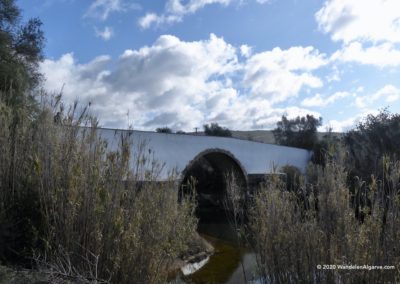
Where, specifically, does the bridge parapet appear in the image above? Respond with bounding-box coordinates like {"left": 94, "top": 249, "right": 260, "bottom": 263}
{"left": 96, "top": 128, "right": 312, "bottom": 181}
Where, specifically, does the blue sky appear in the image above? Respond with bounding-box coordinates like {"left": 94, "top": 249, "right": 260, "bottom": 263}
{"left": 18, "top": 0, "right": 400, "bottom": 131}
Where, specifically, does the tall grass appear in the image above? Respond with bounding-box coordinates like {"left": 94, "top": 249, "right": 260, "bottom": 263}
{"left": 0, "top": 94, "right": 198, "bottom": 283}
{"left": 247, "top": 153, "right": 400, "bottom": 283}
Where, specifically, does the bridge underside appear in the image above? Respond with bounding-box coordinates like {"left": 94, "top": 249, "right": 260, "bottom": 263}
{"left": 179, "top": 151, "right": 248, "bottom": 222}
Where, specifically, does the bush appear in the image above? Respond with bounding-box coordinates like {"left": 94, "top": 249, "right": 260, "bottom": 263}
{"left": 273, "top": 115, "right": 322, "bottom": 150}
{"left": 156, "top": 127, "right": 172, "bottom": 133}
{"left": 345, "top": 109, "right": 400, "bottom": 180}
{"left": 0, "top": 96, "right": 198, "bottom": 283}
{"left": 203, "top": 123, "right": 232, "bottom": 137}
{"left": 246, "top": 158, "right": 400, "bottom": 283}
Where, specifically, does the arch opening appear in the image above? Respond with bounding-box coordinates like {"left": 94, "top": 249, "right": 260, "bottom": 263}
{"left": 180, "top": 150, "right": 247, "bottom": 223}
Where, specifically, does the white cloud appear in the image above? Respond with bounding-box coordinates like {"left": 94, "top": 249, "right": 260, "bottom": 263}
{"left": 40, "top": 35, "right": 326, "bottom": 130}
{"left": 243, "top": 46, "right": 327, "bottom": 103}
{"left": 139, "top": 0, "right": 269, "bottom": 29}
{"left": 245, "top": 105, "right": 320, "bottom": 129}
{"left": 40, "top": 53, "right": 111, "bottom": 99}
{"left": 240, "top": 44, "right": 252, "bottom": 58}
{"left": 85, "top": 0, "right": 140, "bottom": 21}
{"left": 204, "top": 94, "right": 321, "bottom": 130}
{"left": 301, "top": 94, "right": 325, "bottom": 108}
{"left": 138, "top": 13, "right": 159, "bottom": 29}
{"left": 95, "top": 26, "right": 114, "bottom": 41}
{"left": 324, "top": 109, "right": 380, "bottom": 132}
{"left": 375, "top": 85, "right": 400, "bottom": 102}
{"left": 301, "top": 91, "right": 351, "bottom": 108}
{"left": 168, "top": 0, "right": 231, "bottom": 14}
{"left": 355, "top": 85, "right": 400, "bottom": 108}
{"left": 317, "top": 0, "right": 400, "bottom": 69}
{"left": 325, "top": 65, "right": 340, "bottom": 82}
{"left": 138, "top": 13, "right": 181, "bottom": 29}
{"left": 316, "top": 0, "right": 400, "bottom": 44}
{"left": 139, "top": 0, "right": 230, "bottom": 29}
{"left": 325, "top": 117, "right": 360, "bottom": 132}
{"left": 41, "top": 34, "right": 238, "bottom": 129}
{"left": 331, "top": 42, "right": 400, "bottom": 68}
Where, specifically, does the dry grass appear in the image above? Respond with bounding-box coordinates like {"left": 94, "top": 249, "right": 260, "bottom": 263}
{"left": 246, "top": 153, "right": 400, "bottom": 283}
{"left": 0, "top": 94, "right": 198, "bottom": 283}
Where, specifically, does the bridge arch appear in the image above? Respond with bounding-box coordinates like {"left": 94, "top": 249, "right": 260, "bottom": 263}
{"left": 179, "top": 148, "right": 248, "bottom": 221}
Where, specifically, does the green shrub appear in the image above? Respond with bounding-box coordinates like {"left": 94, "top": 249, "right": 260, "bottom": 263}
{"left": 273, "top": 115, "right": 322, "bottom": 150}
{"left": 345, "top": 109, "right": 400, "bottom": 180}
{"left": 156, "top": 127, "right": 172, "bottom": 133}
{"left": 203, "top": 123, "right": 232, "bottom": 137}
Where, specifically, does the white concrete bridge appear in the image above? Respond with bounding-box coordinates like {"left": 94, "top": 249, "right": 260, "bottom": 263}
{"left": 97, "top": 128, "right": 311, "bottom": 189}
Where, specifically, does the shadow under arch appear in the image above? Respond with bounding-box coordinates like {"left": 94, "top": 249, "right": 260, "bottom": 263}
{"left": 179, "top": 148, "right": 248, "bottom": 222}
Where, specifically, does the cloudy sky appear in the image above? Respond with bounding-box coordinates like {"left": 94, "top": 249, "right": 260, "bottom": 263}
{"left": 19, "top": 0, "right": 400, "bottom": 132}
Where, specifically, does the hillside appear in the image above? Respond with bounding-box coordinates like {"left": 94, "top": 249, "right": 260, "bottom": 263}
{"left": 188, "top": 130, "right": 344, "bottom": 144}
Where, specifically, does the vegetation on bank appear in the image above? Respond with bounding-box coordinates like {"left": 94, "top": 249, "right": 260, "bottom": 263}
{"left": 0, "top": 94, "right": 201, "bottom": 283}
{"left": 224, "top": 111, "right": 400, "bottom": 283}
{"left": 1, "top": 1, "right": 200, "bottom": 283}
{"left": 345, "top": 109, "right": 400, "bottom": 181}
{"left": 248, "top": 156, "right": 400, "bottom": 283}
{"left": 2, "top": 1, "right": 400, "bottom": 283}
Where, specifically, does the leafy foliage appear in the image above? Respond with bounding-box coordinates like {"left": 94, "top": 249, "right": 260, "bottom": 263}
{"left": 0, "top": 4, "right": 200, "bottom": 281}
{"left": 345, "top": 109, "right": 400, "bottom": 180}
{"left": 156, "top": 127, "right": 172, "bottom": 133}
{"left": 0, "top": 0, "right": 44, "bottom": 106}
{"left": 203, "top": 123, "right": 232, "bottom": 137}
{"left": 273, "top": 115, "right": 322, "bottom": 150}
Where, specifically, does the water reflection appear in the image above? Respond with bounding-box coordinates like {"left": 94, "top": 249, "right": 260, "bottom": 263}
{"left": 183, "top": 223, "right": 258, "bottom": 284}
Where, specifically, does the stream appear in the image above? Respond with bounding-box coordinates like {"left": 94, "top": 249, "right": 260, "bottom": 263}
{"left": 176, "top": 222, "right": 259, "bottom": 284}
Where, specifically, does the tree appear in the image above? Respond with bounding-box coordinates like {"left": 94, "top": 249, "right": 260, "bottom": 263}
{"left": 156, "top": 127, "right": 172, "bottom": 133}
{"left": 0, "top": 0, "right": 45, "bottom": 265}
{"left": 203, "top": 123, "right": 232, "bottom": 137}
{"left": 0, "top": 2, "right": 45, "bottom": 221}
{"left": 0, "top": 0, "right": 44, "bottom": 108}
{"left": 345, "top": 109, "right": 400, "bottom": 180}
{"left": 273, "top": 115, "right": 322, "bottom": 150}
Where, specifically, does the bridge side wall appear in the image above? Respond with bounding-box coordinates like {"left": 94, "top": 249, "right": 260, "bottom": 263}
{"left": 97, "top": 129, "right": 311, "bottom": 181}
